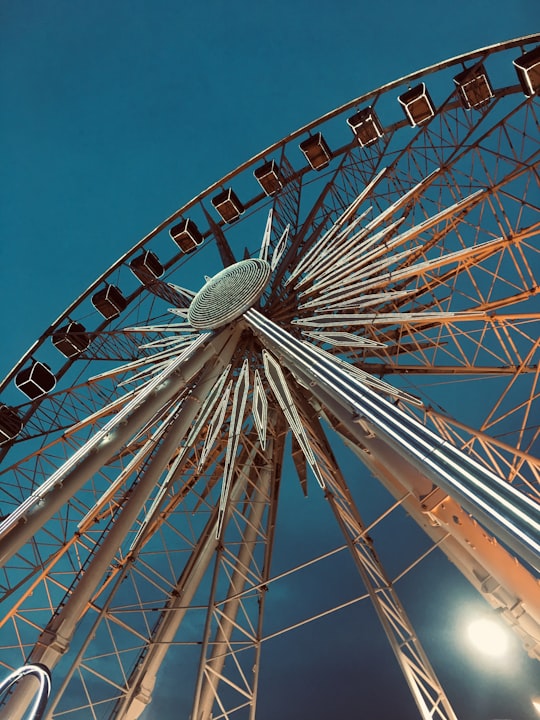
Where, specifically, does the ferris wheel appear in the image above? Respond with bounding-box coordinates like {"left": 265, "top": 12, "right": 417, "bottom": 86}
{"left": 0, "top": 35, "right": 539, "bottom": 720}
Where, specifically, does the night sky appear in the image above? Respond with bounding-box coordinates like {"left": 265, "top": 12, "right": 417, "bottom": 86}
{"left": 1, "top": 2, "right": 539, "bottom": 719}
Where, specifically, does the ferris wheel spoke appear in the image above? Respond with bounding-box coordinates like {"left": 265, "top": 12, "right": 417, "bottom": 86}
{"left": 246, "top": 309, "right": 540, "bottom": 570}
{"left": 217, "top": 359, "right": 250, "bottom": 537}
{"left": 326, "top": 476, "right": 457, "bottom": 718}
{"left": 0, "top": 327, "right": 241, "bottom": 572}
{"left": 262, "top": 350, "right": 325, "bottom": 488}
{"left": 100, "top": 428, "right": 283, "bottom": 720}
{"left": 295, "top": 189, "right": 487, "bottom": 298}
{"left": 287, "top": 167, "right": 389, "bottom": 285}
{"left": 300, "top": 238, "right": 511, "bottom": 309}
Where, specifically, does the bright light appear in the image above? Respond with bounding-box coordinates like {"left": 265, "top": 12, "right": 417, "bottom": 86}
{"left": 532, "top": 696, "right": 540, "bottom": 716}
{"left": 467, "top": 617, "right": 509, "bottom": 658}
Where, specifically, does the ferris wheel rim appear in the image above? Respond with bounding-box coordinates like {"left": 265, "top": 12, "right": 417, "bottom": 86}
{"left": 1, "top": 33, "right": 538, "bottom": 400}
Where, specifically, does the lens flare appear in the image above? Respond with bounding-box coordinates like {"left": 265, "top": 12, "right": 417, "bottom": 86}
{"left": 467, "top": 617, "right": 509, "bottom": 658}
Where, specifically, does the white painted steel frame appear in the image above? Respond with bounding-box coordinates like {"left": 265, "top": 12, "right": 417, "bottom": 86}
{"left": 0, "top": 36, "right": 538, "bottom": 720}
{"left": 246, "top": 309, "right": 540, "bottom": 572}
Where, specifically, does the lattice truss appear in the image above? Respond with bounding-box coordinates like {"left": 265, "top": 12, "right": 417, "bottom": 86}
{"left": 0, "top": 40, "right": 539, "bottom": 720}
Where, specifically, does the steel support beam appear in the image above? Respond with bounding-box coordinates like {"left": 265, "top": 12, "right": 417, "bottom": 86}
{"left": 192, "top": 426, "right": 277, "bottom": 720}
{"left": 292, "top": 358, "right": 540, "bottom": 657}
{"left": 336, "top": 430, "right": 540, "bottom": 658}
{"left": 288, "top": 391, "right": 458, "bottom": 719}
{"left": 0, "top": 326, "right": 242, "bottom": 568}
{"left": 114, "top": 435, "right": 271, "bottom": 718}
{"left": 245, "top": 309, "right": 540, "bottom": 572}
{"left": 326, "top": 488, "right": 457, "bottom": 719}
{"left": 0, "top": 333, "right": 240, "bottom": 720}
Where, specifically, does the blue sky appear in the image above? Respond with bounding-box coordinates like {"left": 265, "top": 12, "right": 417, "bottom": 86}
{"left": 1, "top": 2, "right": 539, "bottom": 719}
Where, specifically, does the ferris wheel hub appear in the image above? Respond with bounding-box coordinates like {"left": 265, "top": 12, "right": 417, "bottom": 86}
{"left": 188, "top": 258, "right": 271, "bottom": 329}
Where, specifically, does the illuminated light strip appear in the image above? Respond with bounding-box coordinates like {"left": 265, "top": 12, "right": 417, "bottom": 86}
{"left": 117, "top": 359, "right": 173, "bottom": 388}
{"left": 168, "top": 308, "right": 190, "bottom": 319}
{"left": 77, "top": 403, "right": 180, "bottom": 531}
{"left": 0, "top": 664, "right": 51, "bottom": 720}
{"left": 286, "top": 167, "right": 395, "bottom": 287}
{"left": 0, "top": 333, "right": 209, "bottom": 537}
{"left": 295, "top": 166, "right": 441, "bottom": 290}
{"left": 199, "top": 381, "right": 233, "bottom": 471}
{"left": 185, "top": 365, "right": 232, "bottom": 449}
{"left": 302, "top": 234, "right": 508, "bottom": 305}
{"left": 305, "top": 342, "right": 422, "bottom": 406}
{"left": 359, "top": 168, "right": 441, "bottom": 236}
{"left": 66, "top": 386, "right": 141, "bottom": 434}
{"left": 128, "top": 402, "right": 202, "bottom": 552}
{"left": 300, "top": 245, "right": 410, "bottom": 305}
{"left": 246, "top": 310, "right": 540, "bottom": 569}
{"left": 302, "top": 331, "right": 386, "bottom": 348}
{"left": 259, "top": 208, "right": 273, "bottom": 263}
{"left": 217, "top": 359, "right": 250, "bottom": 537}
{"left": 341, "top": 216, "right": 404, "bottom": 266}
{"left": 299, "top": 244, "right": 412, "bottom": 301}
{"left": 167, "top": 282, "right": 197, "bottom": 299}
{"left": 262, "top": 350, "right": 325, "bottom": 488}
{"left": 89, "top": 347, "right": 184, "bottom": 382}
{"left": 297, "top": 220, "right": 405, "bottom": 295}
{"left": 293, "top": 311, "right": 458, "bottom": 328}
{"left": 134, "top": 365, "right": 235, "bottom": 540}
{"left": 293, "top": 208, "right": 375, "bottom": 289}
{"left": 139, "top": 334, "right": 200, "bottom": 350}
{"left": 96, "top": 337, "right": 201, "bottom": 386}
{"left": 253, "top": 369, "right": 268, "bottom": 451}
{"left": 270, "top": 225, "right": 290, "bottom": 272}
{"left": 326, "top": 189, "right": 485, "bottom": 287}
{"left": 127, "top": 322, "right": 197, "bottom": 332}
{"left": 355, "top": 189, "right": 485, "bottom": 262}
{"left": 305, "top": 290, "right": 412, "bottom": 312}
{"left": 289, "top": 166, "right": 388, "bottom": 285}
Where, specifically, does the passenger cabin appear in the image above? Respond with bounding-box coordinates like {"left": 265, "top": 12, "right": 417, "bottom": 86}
{"left": 347, "top": 107, "right": 384, "bottom": 146}
{"left": 15, "top": 361, "right": 56, "bottom": 400}
{"left": 92, "top": 284, "right": 127, "bottom": 320}
{"left": 0, "top": 404, "right": 23, "bottom": 443}
{"left": 453, "top": 64, "right": 494, "bottom": 109}
{"left": 513, "top": 45, "right": 540, "bottom": 97}
{"left": 254, "top": 160, "right": 284, "bottom": 196}
{"left": 169, "top": 219, "right": 204, "bottom": 253}
{"left": 299, "top": 133, "right": 332, "bottom": 170}
{"left": 52, "top": 321, "right": 91, "bottom": 358}
{"left": 130, "top": 250, "right": 164, "bottom": 283}
{"left": 211, "top": 188, "right": 245, "bottom": 223}
{"left": 398, "top": 83, "right": 436, "bottom": 126}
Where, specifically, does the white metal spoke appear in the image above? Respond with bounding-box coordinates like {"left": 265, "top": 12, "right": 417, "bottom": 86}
{"left": 262, "top": 350, "right": 325, "bottom": 488}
